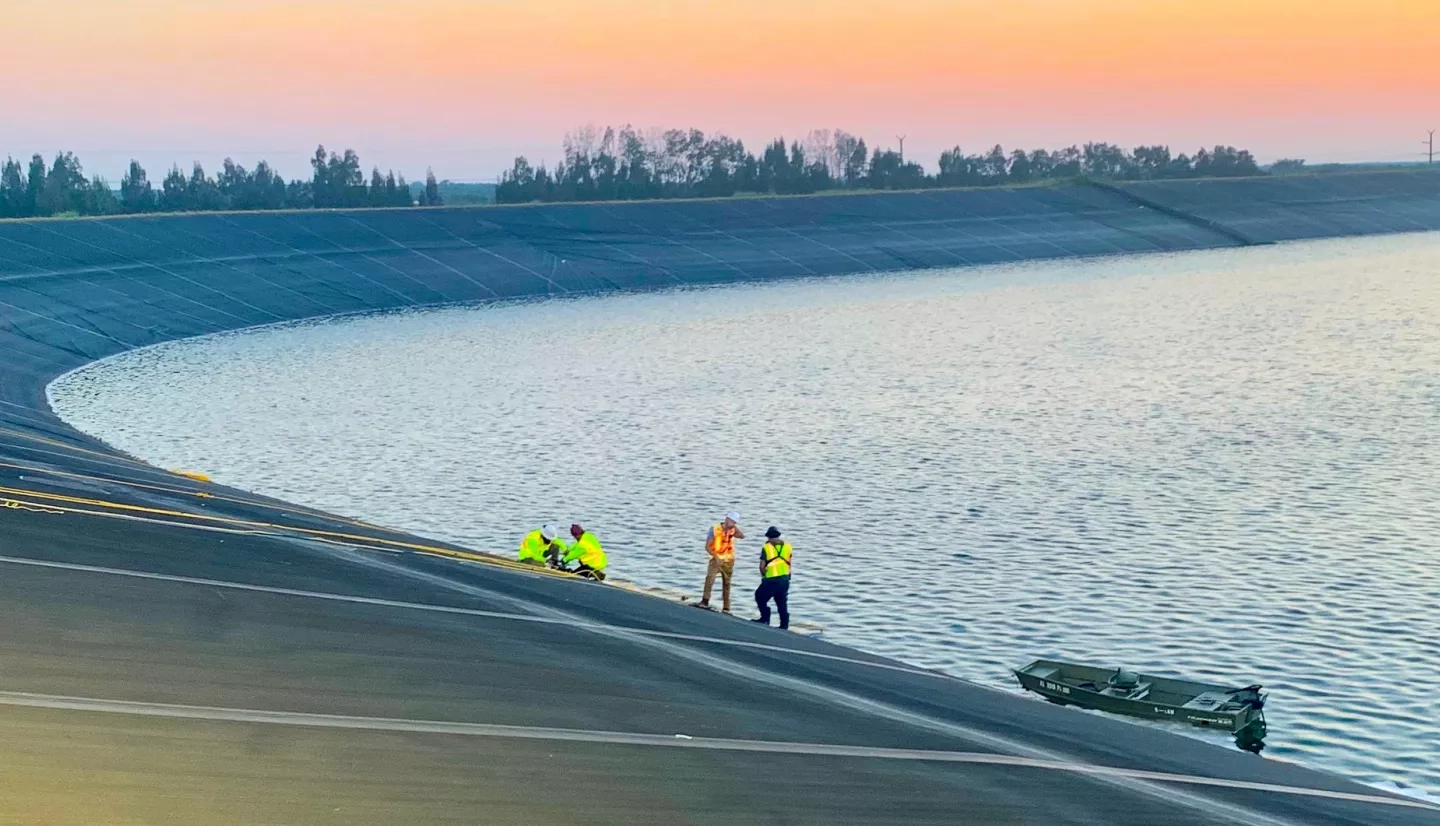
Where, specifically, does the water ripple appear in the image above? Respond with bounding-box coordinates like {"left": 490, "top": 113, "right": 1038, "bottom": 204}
{"left": 50, "top": 233, "right": 1440, "bottom": 795}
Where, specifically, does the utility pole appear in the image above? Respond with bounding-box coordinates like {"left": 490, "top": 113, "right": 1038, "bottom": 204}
{"left": 1427, "top": 130, "right": 1435, "bottom": 165}
{"left": 897, "top": 135, "right": 906, "bottom": 163}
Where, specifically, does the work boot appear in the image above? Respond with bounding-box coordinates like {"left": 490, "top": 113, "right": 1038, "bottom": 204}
{"left": 697, "top": 600, "right": 710, "bottom": 609}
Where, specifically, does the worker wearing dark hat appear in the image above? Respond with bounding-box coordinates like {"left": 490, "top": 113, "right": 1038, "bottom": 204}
{"left": 753, "top": 526, "right": 792, "bottom": 629}
{"left": 562, "top": 523, "right": 608, "bottom": 581}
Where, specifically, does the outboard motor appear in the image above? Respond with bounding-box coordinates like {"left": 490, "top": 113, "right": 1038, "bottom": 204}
{"left": 1226, "top": 684, "right": 1265, "bottom": 710}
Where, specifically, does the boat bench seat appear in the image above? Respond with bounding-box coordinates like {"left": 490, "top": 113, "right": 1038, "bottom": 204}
{"left": 1102, "top": 682, "right": 1151, "bottom": 701}
{"left": 1182, "top": 691, "right": 1231, "bottom": 710}
{"left": 1030, "top": 667, "right": 1060, "bottom": 680}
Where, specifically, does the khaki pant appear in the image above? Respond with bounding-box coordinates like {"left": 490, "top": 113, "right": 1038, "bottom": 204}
{"left": 702, "top": 556, "right": 735, "bottom": 610}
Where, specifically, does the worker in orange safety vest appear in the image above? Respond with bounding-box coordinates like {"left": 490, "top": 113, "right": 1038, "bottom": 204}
{"left": 697, "top": 511, "right": 744, "bottom": 613}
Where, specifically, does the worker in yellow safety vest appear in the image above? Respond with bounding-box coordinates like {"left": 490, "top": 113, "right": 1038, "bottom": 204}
{"left": 563, "top": 523, "right": 608, "bottom": 581}
{"left": 517, "top": 524, "right": 566, "bottom": 567}
{"left": 698, "top": 511, "right": 744, "bottom": 613}
{"left": 753, "top": 526, "right": 792, "bottom": 629}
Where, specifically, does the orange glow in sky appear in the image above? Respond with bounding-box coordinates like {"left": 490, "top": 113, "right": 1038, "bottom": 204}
{"left": 8, "top": 0, "right": 1438, "bottom": 179}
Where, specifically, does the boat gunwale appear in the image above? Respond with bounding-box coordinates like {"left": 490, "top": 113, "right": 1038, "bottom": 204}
{"left": 1012, "top": 659, "right": 1267, "bottom": 725}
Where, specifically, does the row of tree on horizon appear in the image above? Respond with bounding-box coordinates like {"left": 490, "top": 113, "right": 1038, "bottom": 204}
{"left": 496, "top": 126, "right": 1278, "bottom": 204}
{"left": 2, "top": 130, "right": 1293, "bottom": 219}
{"left": 0, "top": 146, "right": 443, "bottom": 220}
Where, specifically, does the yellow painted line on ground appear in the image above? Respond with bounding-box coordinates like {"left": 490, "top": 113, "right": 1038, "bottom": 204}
{"left": 0, "top": 487, "right": 570, "bottom": 579}
{"left": 0, "top": 483, "right": 801, "bottom": 620}
{"left": 0, "top": 428, "right": 398, "bottom": 529}
{"left": 0, "top": 481, "right": 792, "bottom": 606}
{"left": 0, "top": 479, "right": 792, "bottom": 609}
{"left": 0, "top": 483, "right": 450, "bottom": 547}
{"left": 0, "top": 459, "right": 395, "bottom": 532}
{"left": 0, "top": 426, "right": 521, "bottom": 558}
{"left": 1, "top": 497, "right": 469, "bottom": 572}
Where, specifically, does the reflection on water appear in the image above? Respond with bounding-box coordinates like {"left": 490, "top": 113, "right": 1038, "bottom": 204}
{"left": 1236, "top": 721, "right": 1268, "bottom": 755}
{"left": 50, "top": 232, "right": 1440, "bottom": 796}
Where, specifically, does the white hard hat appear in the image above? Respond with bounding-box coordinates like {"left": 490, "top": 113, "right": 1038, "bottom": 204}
{"left": 724, "top": 511, "right": 740, "bottom": 523}
{"left": 541, "top": 524, "right": 559, "bottom": 540}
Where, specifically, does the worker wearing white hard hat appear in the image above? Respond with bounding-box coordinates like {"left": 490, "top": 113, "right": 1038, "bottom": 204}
{"left": 517, "top": 524, "right": 567, "bottom": 567}
{"left": 698, "top": 511, "right": 745, "bottom": 613}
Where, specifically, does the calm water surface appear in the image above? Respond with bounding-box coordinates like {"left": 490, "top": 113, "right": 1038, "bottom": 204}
{"left": 50, "top": 233, "right": 1440, "bottom": 795}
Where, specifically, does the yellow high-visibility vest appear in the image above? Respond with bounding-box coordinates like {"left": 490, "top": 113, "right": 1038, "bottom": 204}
{"left": 518, "top": 530, "right": 561, "bottom": 563}
{"left": 761, "top": 541, "right": 792, "bottom": 579}
{"left": 564, "top": 531, "right": 608, "bottom": 570}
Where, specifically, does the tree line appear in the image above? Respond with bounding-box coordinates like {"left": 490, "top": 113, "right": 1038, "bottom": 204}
{"left": 496, "top": 126, "right": 1266, "bottom": 204}
{"left": 2, "top": 131, "right": 1279, "bottom": 218}
{"left": 0, "top": 145, "right": 443, "bottom": 219}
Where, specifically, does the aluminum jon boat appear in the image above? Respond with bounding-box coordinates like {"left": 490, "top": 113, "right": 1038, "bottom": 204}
{"left": 1013, "top": 659, "right": 1267, "bottom": 734}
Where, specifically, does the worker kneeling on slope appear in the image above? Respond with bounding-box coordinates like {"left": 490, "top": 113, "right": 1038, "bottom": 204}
{"left": 518, "top": 524, "right": 567, "bottom": 568}
{"left": 563, "top": 523, "right": 608, "bottom": 581}
{"left": 753, "top": 526, "right": 792, "bottom": 629}
{"left": 699, "top": 511, "right": 744, "bottom": 613}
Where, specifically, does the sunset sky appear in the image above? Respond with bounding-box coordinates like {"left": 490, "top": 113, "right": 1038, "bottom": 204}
{"left": 8, "top": 0, "right": 1437, "bottom": 182}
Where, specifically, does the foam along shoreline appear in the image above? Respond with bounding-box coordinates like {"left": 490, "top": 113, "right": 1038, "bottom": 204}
{"left": 610, "top": 578, "right": 825, "bottom": 636}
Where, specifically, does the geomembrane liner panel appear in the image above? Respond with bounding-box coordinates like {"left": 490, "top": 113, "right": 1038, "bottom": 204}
{"left": 4, "top": 171, "right": 1440, "bottom": 416}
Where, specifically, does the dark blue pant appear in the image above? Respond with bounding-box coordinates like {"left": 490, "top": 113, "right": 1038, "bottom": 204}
{"left": 755, "top": 575, "right": 790, "bottom": 628}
